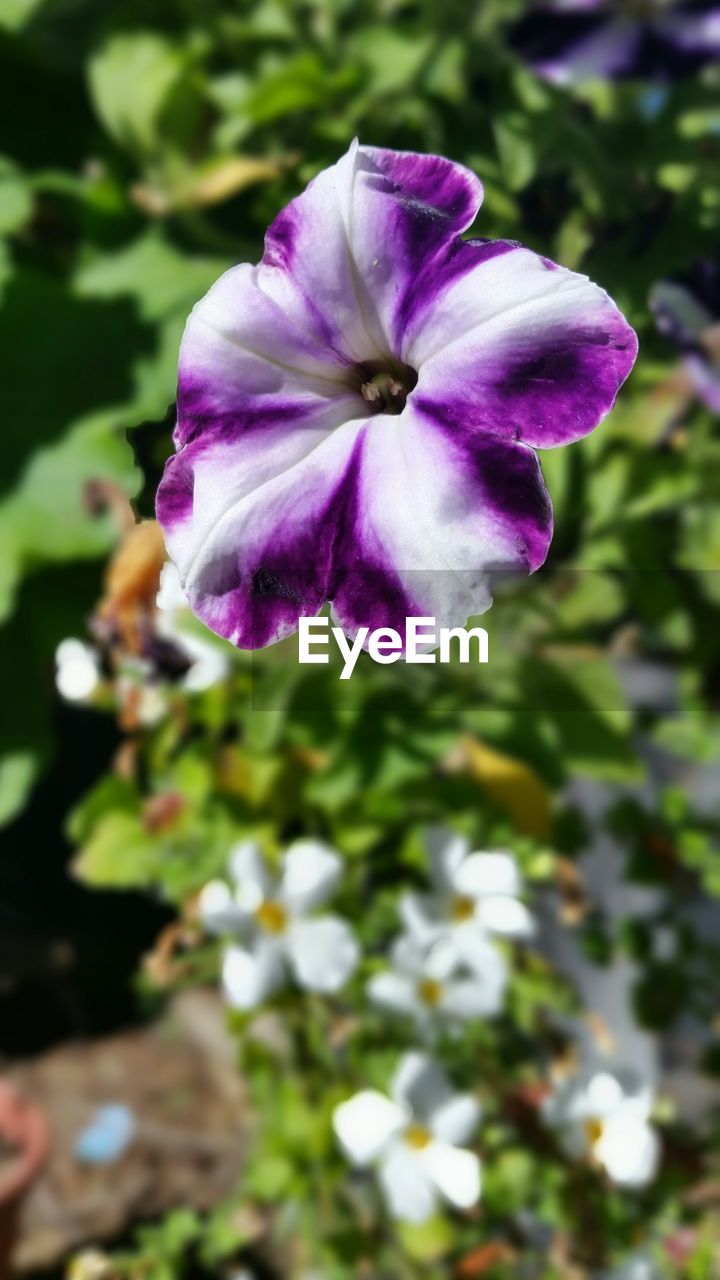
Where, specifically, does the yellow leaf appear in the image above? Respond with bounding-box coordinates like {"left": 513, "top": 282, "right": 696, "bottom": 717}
{"left": 131, "top": 153, "right": 290, "bottom": 215}
{"left": 446, "top": 735, "right": 551, "bottom": 839}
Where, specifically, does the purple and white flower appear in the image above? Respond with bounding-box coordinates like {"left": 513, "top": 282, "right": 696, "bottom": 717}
{"left": 198, "top": 838, "right": 359, "bottom": 1009}
{"left": 367, "top": 932, "right": 508, "bottom": 1035}
{"left": 650, "top": 259, "right": 720, "bottom": 412}
{"left": 157, "top": 142, "right": 636, "bottom": 650}
{"left": 543, "top": 1065, "right": 660, "bottom": 1187}
{"left": 333, "top": 1051, "right": 481, "bottom": 1222}
{"left": 400, "top": 827, "right": 535, "bottom": 959}
{"left": 510, "top": 1, "right": 720, "bottom": 85}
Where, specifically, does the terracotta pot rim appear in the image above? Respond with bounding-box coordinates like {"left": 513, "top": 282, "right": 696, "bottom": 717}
{"left": 0, "top": 1081, "right": 49, "bottom": 1206}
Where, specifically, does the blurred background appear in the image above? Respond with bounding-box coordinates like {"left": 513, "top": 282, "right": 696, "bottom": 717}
{"left": 0, "top": 1, "right": 719, "bottom": 1277}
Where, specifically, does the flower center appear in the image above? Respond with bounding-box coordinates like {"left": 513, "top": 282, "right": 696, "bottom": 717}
{"left": 418, "top": 977, "right": 444, "bottom": 1007}
{"left": 255, "top": 900, "right": 288, "bottom": 934}
{"left": 451, "top": 895, "right": 475, "bottom": 923}
{"left": 584, "top": 1117, "right": 606, "bottom": 1151}
{"left": 354, "top": 359, "right": 418, "bottom": 415}
{"left": 405, "top": 1124, "right": 432, "bottom": 1150}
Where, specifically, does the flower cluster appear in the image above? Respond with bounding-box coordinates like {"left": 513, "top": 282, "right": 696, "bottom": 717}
{"left": 368, "top": 826, "right": 535, "bottom": 1035}
{"left": 196, "top": 827, "right": 663, "bottom": 1222}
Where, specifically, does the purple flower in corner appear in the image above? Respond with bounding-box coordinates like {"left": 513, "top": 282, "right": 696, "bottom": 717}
{"left": 650, "top": 260, "right": 720, "bottom": 412}
{"left": 510, "top": 2, "right": 720, "bottom": 85}
{"left": 157, "top": 142, "right": 636, "bottom": 650}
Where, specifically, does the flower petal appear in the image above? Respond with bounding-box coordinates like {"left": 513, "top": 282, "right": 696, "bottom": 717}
{"left": 330, "top": 403, "right": 553, "bottom": 639}
{"left": 422, "top": 1141, "right": 482, "bottom": 1211}
{"left": 333, "top": 1091, "right": 407, "bottom": 1167}
{"left": 378, "top": 1141, "right": 438, "bottom": 1223}
{"left": 510, "top": 10, "right": 642, "bottom": 85}
{"left": 398, "top": 891, "right": 445, "bottom": 947}
{"left": 264, "top": 141, "right": 484, "bottom": 362}
{"left": 367, "top": 971, "right": 423, "bottom": 1019}
{"left": 429, "top": 1095, "right": 481, "bottom": 1146}
{"left": 596, "top": 1115, "right": 660, "bottom": 1188}
{"left": 280, "top": 840, "right": 342, "bottom": 915}
{"left": 476, "top": 895, "right": 535, "bottom": 938}
{"left": 55, "top": 638, "right": 101, "bottom": 701}
{"left": 442, "top": 976, "right": 506, "bottom": 1019}
{"left": 228, "top": 839, "right": 272, "bottom": 908}
{"left": 452, "top": 851, "right": 521, "bottom": 899}
{"left": 221, "top": 939, "right": 285, "bottom": 1010}
{"left": 424, "top": 826, "right": 471, "bottom": 892}
{"left": 410, "top": 243, "right": 637, "bottom": 448}
{"left": 450, "top": 926, "right": 509, "bottom": 996}
{"left": 197, "top": 879, "right": 249, "bottom": 935}
{"left": 391, "top": 1052, "right": 452, "bottom": 1121}
{"left": 658, "top": 8, "right": 720, "bottom": 58}
{"left": 286, "top": 915, "right": 359, "bottom": 993}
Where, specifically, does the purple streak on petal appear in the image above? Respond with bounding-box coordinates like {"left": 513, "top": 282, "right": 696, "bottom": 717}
{"left": 156, "top": 451, "right": 194, "bottom": 531}
{"left": 393, "top": 238, "right": 520, "bottom": 357}
{"left": 362, "top": 147, "right": 483, "bottom": 230}
{"left": 261, "top": 145, "right": 485, "bottom": 364}
{"left": 175, "top": 383, "right": 319, "bottom": 449}
{"left": 415, "top": 405, "right": 553, "bottom": 573}
{"left": 184, "top": 427, "right": 424, "bottom": 648}
{"left": 414, "top": 284, "right": 638, "bottom": 449}
{"left": 263, "top": 204, "right": 297, "bottom": 270}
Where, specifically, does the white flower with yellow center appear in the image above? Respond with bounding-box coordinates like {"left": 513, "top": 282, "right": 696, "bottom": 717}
{"left": 400, "top": 827, "right": 535, "bottom": 970}
{"left": 198, "top": 839, "right": 359, "bottom": 1009}
{"left": 367, "top": 932, "right": 507, "bottom": 1035}
{"left": 543, "top": 1067, "right": 660, "bottom": 1188}
{"left": 333, "top": 1052, "right": 481, "bottom": 1223}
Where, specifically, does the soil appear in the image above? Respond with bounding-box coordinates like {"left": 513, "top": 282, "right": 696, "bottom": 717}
{"left": 6, "top": 990, "right": 251, "bottom": 1273}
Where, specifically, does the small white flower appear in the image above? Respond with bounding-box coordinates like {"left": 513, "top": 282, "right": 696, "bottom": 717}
{"left": 367, "top": 932, "right": 506, "bottom": 1035}
{"left": 198, "top": 839, "right": 359, "bottom": 1009}
{"left": 156, "top": 561, "right": 229, "bottom": 692}
{"left": 55, "top": 639, "right": 101, "bottom": 702}
{"left": 543, "top": 1067, "right": 660, "bottom": 1188}
{"left": 401, "top": 827, "right": 535, "bottom": 970}
{"left": 333, "top": 1051, "right": 481, "bottom": 1223}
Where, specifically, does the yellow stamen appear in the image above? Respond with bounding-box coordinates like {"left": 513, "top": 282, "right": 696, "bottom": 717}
{"left": 584, "top": 1117, "right": 605, "bottom": 1151}
{"left": 255, "top": 900, "right": 288, "bottom": 934}
{"left": 405, "top": 1124, "right": 431, "bottom": 1150}
{"left": 451, "top": 895, "right": 475, "bottom": 923}
{"left": 418, "top": 977, "right": 443, "bottom": 1007}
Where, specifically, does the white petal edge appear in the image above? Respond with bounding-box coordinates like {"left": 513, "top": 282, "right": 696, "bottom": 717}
{"left": 286, "top": 915, "right": 359, "bottom": 993}
{"left": 333, "top": 1090, "right": 407, "bottom": 1167}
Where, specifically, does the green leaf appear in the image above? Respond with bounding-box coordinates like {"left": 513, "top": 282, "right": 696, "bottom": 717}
{"left": 75, "top": 228, "right": 230, "bottom": 323}
{"left": 0, "top": 157, "right": 32, "bottom": 235}
{"left": 0, "top": 751, "right": 37, "bottom": 828}
{"left": 87, "top": 32, "right": 198, "bottom": 156}
{"left": 0, "top": 412, "right": 138, "bottom": 624}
